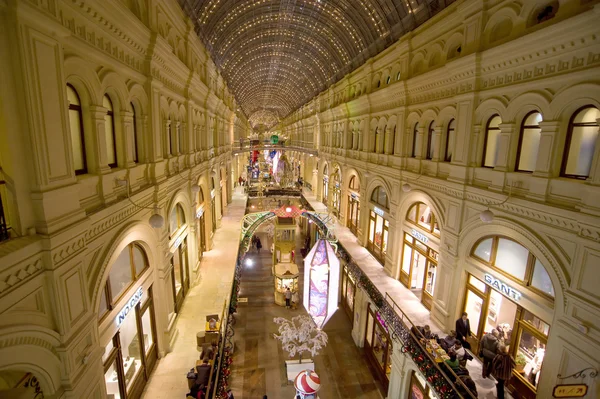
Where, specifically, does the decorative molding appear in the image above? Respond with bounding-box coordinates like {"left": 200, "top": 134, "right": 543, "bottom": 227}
{"left": 0, "top": 334, "right": 59, "bottom": 357}
{"left": 0, "top": 257, "right": 43, "bottom": 295}
{"left": 51, "top": 237, "right": 85, "bottom": 266}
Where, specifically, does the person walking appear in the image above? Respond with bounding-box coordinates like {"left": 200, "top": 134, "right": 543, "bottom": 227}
{"left": 256, "top": 237, "right": 262, "bottom": 253}
{"left": 455, "top": 312, "right": 472, "bottom": 350}
{"left": 284, "top": 287, "right": 292, "bottom": 309}
{"left": 480, "top": 329, "right": 500, "bottom": 378}
{"left": 491, "top": 345, "right": 515, "bottom": 399}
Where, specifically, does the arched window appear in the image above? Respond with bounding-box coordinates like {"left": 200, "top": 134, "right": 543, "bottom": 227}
{"left": 130, "top": 102, "right": 139, "bottom": 163}
{"left": 562, "top": 106, "right": 600, "bottom": 179}
{"left": 411, "top": 122, "right": 419, "bottom": 158}
{"left": 67, "top": 84, "right": 87, "bottom": 174}
{"left": 386, "top": 76, "right": 391, "bottom": 85}
{"left": 349, "top": 175, "right": 360, "bottom": 191}
{"left": 169, "top": 204, "right": 186, "bottom": 236}
{"left": 98, "top": 243, "right": 149, "bottom": 319}
{"left": 103, "top": 95, "right": 117, "bottom": 168}
{"left": 406, "top": 202, "right": 440, "bottom": 236}
{"left": 396, "top": 71, "right": 401, "bottom": 81}
{"left": 482, "top": 115, "right": 502, "bottom": 167}
{"left": 445, "top": 119, "right": 456, "bottom": 162}
{"left": 471, "top": 236, "right": 554, "bottom": 298}
{"left": 370, "top": 186, "right": 389, "bottom": 209}
{"left": 426, "top": 121, "right": 435, "bottom": 160}
{"left": 198, "top": 187, "right": 204, "bottom": 205}
{"left": 516, "top": 112, "right": 543, "bottom": 172}
{"left": 177, "top": 122, "right": 184, "bottom": 154}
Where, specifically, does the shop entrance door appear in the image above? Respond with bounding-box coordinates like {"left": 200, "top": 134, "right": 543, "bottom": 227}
{"left": 400, "top": 233, "right": 438, "bottom": 310}
{"left": 198, "top": 214, "right": 206, "bottom": 254}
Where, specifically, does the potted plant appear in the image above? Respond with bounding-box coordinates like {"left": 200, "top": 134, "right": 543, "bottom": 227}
{"left": 515, "top": 352, "right": 527, "bottom": 372}
{"left": 273, "top": 315, "right": 328, "bottom": 381}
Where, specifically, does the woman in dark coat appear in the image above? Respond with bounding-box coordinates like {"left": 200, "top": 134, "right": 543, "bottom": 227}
{"left": 491, "top": 345, "right": 515, "bottom": 399}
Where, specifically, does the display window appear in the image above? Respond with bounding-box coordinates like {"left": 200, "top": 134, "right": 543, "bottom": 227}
{"left": 364, "top": 303, "right": 392, "bottom": 391}
{"left": 347, "top": 175, "right": 360, "bottom": 236}
{"left": 368, "top": 211, "right": 389, "bottom": 264}
{"left": 197, "top": 189, "right": 206, "bottom": 257}
{"left": 170, "top": 238, "right": 190, "bottom": 315}
{"left": 99, "top": 243, "right": 149, "bottom": 321}
{"left": 409, "top": 371, "right": 435, "bottom": 399}
{"left": 103, "top": 287, "right": 157, "bottom": 399}
{"left": 341, "top": 266, "right": 355, "bottom": 322}
{"left": 406, "top": 202, "right": 440, "bottom": 237}
{"left": 462, "top": 274, "right": 549, "bottom": 399}
{"left": 400, "top": 233, "right": 438, "bottom": 310}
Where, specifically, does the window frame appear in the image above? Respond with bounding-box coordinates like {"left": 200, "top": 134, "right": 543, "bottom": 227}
{"left": 411, "top": 122, "right": 419, "bottom": 158}
{"left": 67, "top": 84, "right": 88, "bottom": 175}
{"left": 515, "top": 111, "right": 542, "bottom": 173}
{"left": 98, "top": 243, "right": 150, "bottom": 321}
{"left": 426, "top": 121, "right": 434, "bottom": 160}
{"left": 444, "top": 118, "right": 455, "bottom": 162}
{"left": 370, "top": 186, "right": 389, "bottom": 210}
{"left": 131, "top": 102, "right": 139, "bottom": 163}
{"left": 482, "top": 114, "right": 502, "bottom": 168}
{"left": 405, "top": 202, "right": 440, "bottom": 237}
{"left": 103, "top": 94, "right": 118, "bottom": 168}
{"left": 470, "top": 236, "right": 554, "bottom": 301}
{"left": 560, "top": 105, "right": 600, "bottom": 179}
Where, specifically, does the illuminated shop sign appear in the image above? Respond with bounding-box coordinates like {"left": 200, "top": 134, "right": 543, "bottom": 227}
{"left": 350, "top": 193, "right": 358, "bottom": 200}
{"left": 373, "top": 207, "right": 384, "bottom": 217}
{"left": 116, "top": 287, "right": 143, "bottom": 327}
{"left": 484, "top": 274, "right": 521, "bottom": 301}
{"left": 410, "top": 229, "right": 429, "bottom": 244}
{"left": 323, "top": 176, "right": 329, "bottom": 183}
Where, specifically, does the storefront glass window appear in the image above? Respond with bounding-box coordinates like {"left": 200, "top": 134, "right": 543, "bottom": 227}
{"left": 141, "top": 307, "right": 154, "bottom": 354}
{"left": 374, "top": 216, "right": 384, "bottom": 250}
{"left": 469, "top": 275, "right": 487, "bottom": 293}
{"left": 383, "top": 220, "right": 389, "bottom": 254}
{"left": 473, "top": 238, "right": 493, "bottom": 262}
{"left": 132, "top": 245, "right": 147, "bottom": 277}
{"left": 173, "top": 253, "right": 182, "bottom": 296}
{"left": 104, "top": 360, "right": 121, "bottom": 399}
{"left": 373, "top": 323, "right": 390, "bottom": 372}
{"left": 522, "top": 311, "right": 550, "bottom": 336}
{"left": 410, "top": 251, "right": 426, "bottom": 289}
{"left": 425, "top": 264, "right": 436, "bottom": 296}
{"left": 517, "top": 330, "right": 545, "bottom": 388}
{"left": 366, "top": 311, "right": 374, "bottom": 346}
{"left": 99, "top": 289, "right": 108, "bottom": 318}
{"left": 402, "top": 244, "right": 412, "bottom": 273}
{"left": 407, "top": 205, "right": 417, "bottom": 222}
{"left": 169, "top": 207, "right": 178, "bottom": 234}
{"left": 531, "top": 260, "right": 554, "bottom": 298}
{"left": 495, "top": 239, "right": 528, "bottom": 280}
{"left": 346, "top": 280, "right": 354, "bottom": 312}
{"left": 109, "top": 249, "right": 134, "bottom": 301}
{"left": 119, "top": 309, "right": 143, "bottom": 391}
{"left": 464, "top": 290, "right": 484, "bottom": 336}
{"left": 369, "top": 213, "right": 375, "bottom": 243}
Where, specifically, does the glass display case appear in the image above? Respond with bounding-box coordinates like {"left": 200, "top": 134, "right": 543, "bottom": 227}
{"left": 274, "top": 263, "right": 299, "bottom": 306}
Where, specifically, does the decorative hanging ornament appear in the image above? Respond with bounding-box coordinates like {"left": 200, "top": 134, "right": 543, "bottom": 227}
{"left": 294, "top": 369, "right": 321, "bottom": 395}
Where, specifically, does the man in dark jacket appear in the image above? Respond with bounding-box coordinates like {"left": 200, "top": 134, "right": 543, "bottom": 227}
{"left": 492, "top": 345, "right": 515, "bottom": 399}
{"left": 455, "top": 312, "right": 472, "bottom": 350}
{"left": 480, "top": 329, "right": 499, "bottom": 378}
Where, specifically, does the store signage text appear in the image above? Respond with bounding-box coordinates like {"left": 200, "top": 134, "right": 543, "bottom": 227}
{"left": 552, "top": 384, "right": 587, "bottom": 398}
{"left": 484, "top": 274, "right": 522, "bottom": 301}
{"left": 350, "top": 192, "right": 358, "bottom": 200}
{"left": 373, "top": 207, "right": 384, "bottom": 217}
{"left": 323, "top": 176, "right": 329, "bottom": 183}
{"left": 411, "top": 229, "right": 429, "bottom": 244}
{"left": 116, "top": 287, "right": 143, "bottom": 327}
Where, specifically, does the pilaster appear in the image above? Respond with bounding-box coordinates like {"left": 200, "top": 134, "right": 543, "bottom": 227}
{"left": 494, "top": 123, "right": 516, "bottom": 172}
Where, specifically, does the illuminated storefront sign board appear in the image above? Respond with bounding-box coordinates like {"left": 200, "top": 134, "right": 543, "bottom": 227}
{"left": 484, "top": 274, "right": 521, "bottom": 301}
{"left": 350, "top": 192, "right": 358, "bottom": 200}
{"left": 116, "top": 287, "right": 143, "bottom": 327}
{"left": 374, "top": 207, "right": 384, "bottom": 217}
{"left": 410, "top": 229, "right": 429, "bottom": 244}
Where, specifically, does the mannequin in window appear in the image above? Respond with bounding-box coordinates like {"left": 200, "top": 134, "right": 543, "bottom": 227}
{"left": 524, "top": 346, "right": 545, "bottom": 387}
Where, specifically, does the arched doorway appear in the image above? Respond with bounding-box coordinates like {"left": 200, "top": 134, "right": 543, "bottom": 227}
{"left": 400, "top": 201, "right": 440, "bottom": 310}
{"left": 367, "top": 186, "right": 390, "bottom": 265}
{"left": 0, "top": 371, "right": 43, "bottom": 399}
{"left": 98, "top": 242, "right": 158, "bottom": 399}
{"left": 462, "top": 235, "right": 555, "bottom": 399}
{"left": 196, "top": 186, "right": 207, "bottom": 256}
{"left": 346, "top": 175, "right": 360, "bottom": 236}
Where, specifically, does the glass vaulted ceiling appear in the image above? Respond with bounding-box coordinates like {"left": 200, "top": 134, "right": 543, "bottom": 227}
{"left": 180, "top": 0, "right": 455, "bottom": 130}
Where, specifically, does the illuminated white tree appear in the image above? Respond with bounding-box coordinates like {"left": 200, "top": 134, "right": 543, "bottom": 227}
{"left": 273, "top": 315, "right": 328, "bottom": 364}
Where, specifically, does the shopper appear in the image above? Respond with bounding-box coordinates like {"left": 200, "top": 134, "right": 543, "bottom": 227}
{"left": 256, "top": 237, "right": 262, "bottom": 253}
{"left": 440, "top": 330, "right": 459, "bottom": 352}
{"left": 491, "top": 345, "right": 515, "bottom": 399}
{"left": 479, "top": 329, "right": 500, "bottom": 378}
{"left": 455, "top": 312, "right": 472, "bottom": 350}
{"left": 285, "top": 287, "right": 292, "bottom": 309}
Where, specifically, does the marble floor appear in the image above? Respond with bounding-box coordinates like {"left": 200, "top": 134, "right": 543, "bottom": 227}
{"left": 141, "top": 187, "right": 246, "bottom": 399}
{"left": 228, "top": 227, "right": 385, "bottom": 399}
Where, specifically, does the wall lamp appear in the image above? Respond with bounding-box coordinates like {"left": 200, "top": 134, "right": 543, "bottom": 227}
{"left": 480, "top": 181, "right": 519, "bottom": 223}
{"left": 115, "top": 177, "right": 164, "bottom": 229}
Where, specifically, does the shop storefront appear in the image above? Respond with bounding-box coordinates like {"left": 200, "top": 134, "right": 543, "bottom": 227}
{"left": 408, "top": 371, "right": 436, "bottom": 399}
{"left": 220, "top": 169, "right": 226, "bottom": 215}
{"left": 210, "top": 177, "right": 217, "bottom": 234}
{"left": 340, "top": 265, "right": 356, "bottom": 323}
{"left": 400, "top": 202, "right": 440, "bottom": 310}
{"left": 322, "top": 164, "right": 329, "bottom": 206}
{"left": 346, "top": 176, "right": 360, "bottom": 236}
{"left": 462, "top": 236, "right": 555, "bottom": 399}
{"left": 99, "top": 243, "right": 158, "bottom": 399}
{"left": 196, "top": 188, "right": 206, "bottom": 258}
{"left": 367, "top": 186, "right": 389, "bottom": 265}
{"left": 169, "top": 204, "right": 190, "bottom": 317}
{"left": 330, "top": 169, "right": 341, "bottom": 217}
{"left": 364, "top": 303, "right": 392, "bottom": 391}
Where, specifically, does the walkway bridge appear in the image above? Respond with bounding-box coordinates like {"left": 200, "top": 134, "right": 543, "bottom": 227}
{"left": 231, "top": 139, "right": 318, "bottom": 156}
